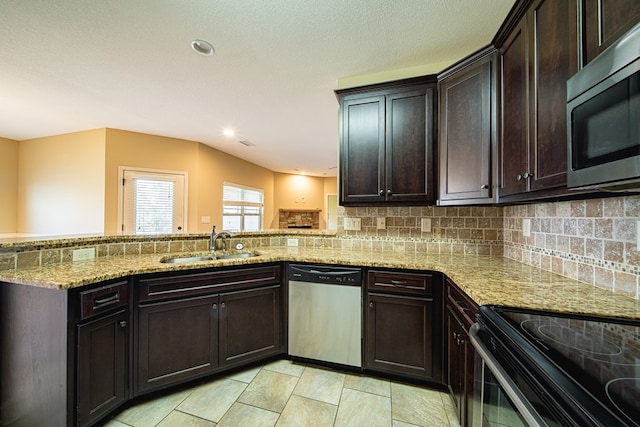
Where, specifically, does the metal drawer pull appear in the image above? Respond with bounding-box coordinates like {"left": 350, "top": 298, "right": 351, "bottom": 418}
{"left": 369, "top": 301, "right": 374, "bottom": 308}
{"left": 221, "top": 302, "right": 226, "bottom": 308}
{"left": 93, "top": 293, "right": 119, "bottom": 307}
{"left": 119, "top": 320, "right": 127, "bottom": 328}
{"left": 390, "top": 280, "right": 407, "bottom": 287}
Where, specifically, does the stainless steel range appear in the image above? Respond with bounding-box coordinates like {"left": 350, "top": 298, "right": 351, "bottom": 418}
{"left": 470, "top": 305, "right": 640, "bottom": 426}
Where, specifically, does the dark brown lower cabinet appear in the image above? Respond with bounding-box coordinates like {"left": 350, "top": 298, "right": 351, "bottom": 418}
{"left": 447, "top": 306, "right": 472, "bottom": 426}
{"left": 136, "top": 294, "right": 219, "bottom": 395}
{"left": 364, "top": 269, "right": 443, "bottom": 383}
{"left": 446, "top": 279, "right": 478, "bottom": 427}
{"left": 77, "top": 309, "right": 128, "bottom": 427}
{"left": 1, "top": 263, "right": 282, "bottom": 427}
{"left": 366, "top": 293, "right": 435, "bottom": 379}
{"left": 219, "top": 285, "right": 281, "bottom": 368}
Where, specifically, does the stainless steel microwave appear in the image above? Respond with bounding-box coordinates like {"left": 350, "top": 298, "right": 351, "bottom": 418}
{"left": 567, "top": 22, "right": 640, "bottom": 191}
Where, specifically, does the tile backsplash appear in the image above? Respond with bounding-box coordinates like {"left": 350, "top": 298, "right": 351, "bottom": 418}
{"left": 339, "top": 195, "right": 640, "bottom": 300}
{"left": 339, "top": 205, "right": 504, "bottom": 256}
{"left": 503, "top": 196, "right": 640, "bottom": 299}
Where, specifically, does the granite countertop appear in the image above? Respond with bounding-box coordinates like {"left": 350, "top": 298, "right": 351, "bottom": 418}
{"left": 1, "top": 246, "right": 639, "bottom": 320}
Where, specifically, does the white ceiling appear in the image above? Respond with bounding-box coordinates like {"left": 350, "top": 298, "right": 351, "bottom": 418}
{"left": 0, "top": 0, "right": 515, "bottom": 177}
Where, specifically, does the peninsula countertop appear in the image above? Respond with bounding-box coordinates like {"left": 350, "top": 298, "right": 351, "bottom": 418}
{"left": 1, "top": 246, "right": 639, "bottom": 320}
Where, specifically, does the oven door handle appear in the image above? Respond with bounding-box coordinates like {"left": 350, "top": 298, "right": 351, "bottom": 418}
{"left": 469, "top": 323, "right": 548, "bottom": 427}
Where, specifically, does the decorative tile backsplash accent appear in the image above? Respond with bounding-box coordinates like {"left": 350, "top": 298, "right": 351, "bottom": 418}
{"left": 503, "top": 196, "right": 640, "bottom": 299}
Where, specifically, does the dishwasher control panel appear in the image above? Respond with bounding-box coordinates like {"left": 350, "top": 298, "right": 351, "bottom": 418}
{"left": 288, "top": 264, "right": 362, "bottom": 285}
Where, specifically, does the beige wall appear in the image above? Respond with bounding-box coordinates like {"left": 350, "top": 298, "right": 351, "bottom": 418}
{"left": 197, "top": 143, "right": 274, "bottom": 232}
{"left": 104, "top": 129, "right": 200, "bottom": 234}
{"left": 0, "top": 137, "right": 19, "bottom": 233}
{"left": 273, "top": 173, "right": 328, "bottom": 229}
{"left": 104, "top": 129, "right": 275, "bottom": 234}
{"left": 18, "top": 129, "right": 106, "bottom": 235}
{"left": 10, "top": 127, "right": 324, "bottom": 235}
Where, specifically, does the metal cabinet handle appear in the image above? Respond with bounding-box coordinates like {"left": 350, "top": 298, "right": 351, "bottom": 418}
{"left": 119, "top": 320, "right": 127, "bottom": 328}
{"left": 516, "top": 174, "right": 523, "bottom": 181}
{"left": 212, "top": 303, "right": 217, "bottom": 309}
{"left": 221, "top": 302, "right": 226, "bottom": 308}
{"left": 369, "top": 301, "right": 374, "bottom": 308}
{"left": 480, "top": 184, "right": 489, "bottom": 189}
{"left": 390, "top": 280, "right": 407, "bottom": 287}
{"left": 386, "top": 189, "right": 392, "bottom": 195}
{"left": 379, "top": 189, "right": 384, "bottom": 195}
{"left": 94, "top": 292, "right": 119, "bottom": 307}
{"left": 523, "top": 172, "right": 534, "bottom": 179}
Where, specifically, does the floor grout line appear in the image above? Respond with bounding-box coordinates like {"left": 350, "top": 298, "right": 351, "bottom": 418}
{"left": 108, "top": 361, "right": 459, "bottom": 427}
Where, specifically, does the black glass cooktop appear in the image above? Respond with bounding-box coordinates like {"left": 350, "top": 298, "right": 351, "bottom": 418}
{"left": 480, "top": 306, "right": 640, "bottom": 427}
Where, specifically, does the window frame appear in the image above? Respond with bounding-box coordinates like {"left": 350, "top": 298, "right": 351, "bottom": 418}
{"left": 222, "top": 182, "right": 264, "bottom": 232}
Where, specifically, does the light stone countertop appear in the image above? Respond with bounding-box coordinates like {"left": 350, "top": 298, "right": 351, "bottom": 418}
{"left": 1, "top": 246, "right": 639, "bottom": 320}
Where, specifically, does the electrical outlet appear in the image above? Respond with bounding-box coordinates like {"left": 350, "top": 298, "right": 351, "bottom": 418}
{"left": 376, "top": 217, "right": 386, "bottom": 230}
{"left": 287, "top": 238, "right": 299, "bottom": 247}
{"left": 72, "top": 247, "right": 95, "bottom": 261}
{"left": 201, "top": 216, "right": 211, "bottom": 224}
{"left": 344, "top": 218, "right": 361, "bottom": 231}
{"left": 421, "top": 218, "right": 432, "bottom": 233}
{"left": 523, "top": 219, "right": 531, "bottom": 237}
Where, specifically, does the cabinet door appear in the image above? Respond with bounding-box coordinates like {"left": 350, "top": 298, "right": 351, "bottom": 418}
{"left": 219, "top": 285, "right": 281, "bottom": 368}
{"left": 528, "top": 0, "right": 577, "bottom": 191}
{"left": 136, "top": 295, "right": 218, "bottom": 395}
{"left": 439, "top": 57, "right": 493, "bottom": 203}
{"left": 499, "top": 18, "right": 530, "bottom": 197}
{"left": 77, "top": 310, "right": 127, "bottom": 427}
{"left": 446, "top": 306, "right": 468, "bottom": 427}
{"left": 582, "top": 0, "right": 640, "bottom": 65}
{"left": 385, "top": 87, "right": 434, "bottom": 203}
{"left": 365, "top": 293, "right": 434, "bottom": 380}
{"left": 340, "top": 95, "right": 385, "bottom": 204}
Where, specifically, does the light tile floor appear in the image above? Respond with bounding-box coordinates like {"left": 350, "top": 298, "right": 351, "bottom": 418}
{"left": 106, "top": 360, "right": 460, "bottom": 427}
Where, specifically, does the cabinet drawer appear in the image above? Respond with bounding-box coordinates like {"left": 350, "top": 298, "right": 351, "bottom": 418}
{"left": 80, "top": 281, "right": 128, "bottom": 320}
{"left": 138, "top": 265, "right": 281, "bottom": 302}
{"left": 367, "top": 270, "right": 433, "bottom": 296}
{"left": 446, "top": 279, "right": 478, "bottom": 328}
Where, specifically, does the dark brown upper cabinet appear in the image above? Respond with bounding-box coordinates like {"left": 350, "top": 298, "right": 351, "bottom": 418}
{"left": 495, "top": 0, "right": 578, "bottom": 202}
{"left": 438, "top": 47, "right": 497, "bottom": 205}
{"left": 581, "top": 0, "right": 640, "bottom": 66}
{"left": 336, "top": 77, "right": 437, "bottom": 205}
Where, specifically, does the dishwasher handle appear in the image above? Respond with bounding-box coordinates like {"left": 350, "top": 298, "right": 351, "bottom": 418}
{"left": 288, "top": 264, "right": 362, "bottom": 285}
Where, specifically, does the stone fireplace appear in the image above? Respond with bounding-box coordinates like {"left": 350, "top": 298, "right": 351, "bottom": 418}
{"left": 278, "top": 209, "right": 321, "bottom": 229}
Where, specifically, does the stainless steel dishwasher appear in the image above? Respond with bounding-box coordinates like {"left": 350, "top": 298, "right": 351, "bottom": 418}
{"left": 288, "top": 264, "right": 362, "bottom": 367}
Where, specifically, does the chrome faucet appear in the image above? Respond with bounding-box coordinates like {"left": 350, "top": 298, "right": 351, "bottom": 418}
{"left": 210, "top": 225, "right": 234, "bottom": 252}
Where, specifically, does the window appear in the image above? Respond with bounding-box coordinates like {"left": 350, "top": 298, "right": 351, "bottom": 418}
{"left": 121, "top": 169, "right": 186, "bottom": 234}
{"left": 222, "top": 183, "right": 263, "bottom": 232}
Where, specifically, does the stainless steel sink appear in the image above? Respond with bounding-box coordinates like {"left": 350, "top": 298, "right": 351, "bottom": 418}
{"left": 214, "top": 253, "right": 257, "bottom": 260}
{"left": 161, "top": 255, "right": 215, "bottom": 263}
{"left": 161, "top": 253, "right": 258, "bottom": 263}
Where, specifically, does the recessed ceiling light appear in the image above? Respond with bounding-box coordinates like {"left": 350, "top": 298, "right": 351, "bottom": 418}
{"left": 191, "top": 39, "right": 215, "bottom": 56}
{"left": 223, "top": 128, "right": 235, "bottom": 137}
